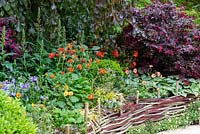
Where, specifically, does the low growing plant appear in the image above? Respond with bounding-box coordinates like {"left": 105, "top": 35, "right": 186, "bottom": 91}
{"left": 0, "top": 90, "right": 37, "bottom": 134}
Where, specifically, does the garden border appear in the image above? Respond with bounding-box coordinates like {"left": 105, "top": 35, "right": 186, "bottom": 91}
{"left": 87, "top": 95, "right": 199, "bottom": 134}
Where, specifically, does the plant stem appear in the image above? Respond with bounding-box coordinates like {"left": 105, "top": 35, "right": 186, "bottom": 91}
{"left": 1, "top": 26, "right": 6, "bottom": 72}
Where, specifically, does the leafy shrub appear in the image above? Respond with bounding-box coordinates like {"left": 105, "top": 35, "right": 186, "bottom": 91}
{"left": 52, "top": 108, "right": 85, "bottom": 132}
{"left": 117, "top": 1, "right": 200, "bottom": 78}
{"left": 0, "top": 0, "right": 131, "bottom": 46}
{"left": 0, "top": 90, "right": 37, "bottom": 134}
{"left": 0, "top": 17, "right": 22, "bottom": 60}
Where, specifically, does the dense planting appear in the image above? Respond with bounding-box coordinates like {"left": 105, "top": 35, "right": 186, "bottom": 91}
{"left": 0, "top": 0, "right": 200, "bottom": 133}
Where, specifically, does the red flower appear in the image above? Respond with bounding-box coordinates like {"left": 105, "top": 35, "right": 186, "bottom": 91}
{"left": 49, "top": 53, "right": 55, "bottom": 59}
{"left": 88, "top": 94, "right": 94, "bottom": 100}
{"left": 133, "top": 50, "right": 138, "bottom": 58}
{"left": 68, "top": 50, "right": 74, "bottom": 55}
{"left": 61, "top": 71, "right": 65, "bottom": 75}
{"left": 77, "top": 64, "right": 82, "bottom": 71}
{"left": 96, "top": 51, "right": 104, "bottom": 58}
{"left": 81, "top": 59, "right": 86, "bottom": 63}
{"left": 89, "top": 58, "right": 93, "bottom": 63}
{"left": 112, "top": 49, "right": 119, "bottom": 58}
{"left": 99, "top": 68, "right": 106, "bottom": 75}
{"left": 131, "top": 61, "right": 137, "bottom": 68}
{"left": 81, "top": 47, "right": 85, "bottom": 52}
{"left": 68, "top": 67, "right": 74, "bottom": 72}
{"left": 58, "top": 47, "right": 65, "bottom": 52}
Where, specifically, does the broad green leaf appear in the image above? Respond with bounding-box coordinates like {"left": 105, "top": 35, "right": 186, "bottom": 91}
{"left": 75, "top": 103, "right": 84, "bottom": 109}
{"left": 68, "top": 118, "right": 76, "bottom": 123}
{"left": 91, "top": 46, "right": 100, "bottom": 51}
{"left": 72, "top": 73, "right": 79, "bottom": 80}
{"left": 70, "top": 96, "right": 79, "bottom": 103}
{"left": 57, "top": 101, "right": 66, "bottom": 108}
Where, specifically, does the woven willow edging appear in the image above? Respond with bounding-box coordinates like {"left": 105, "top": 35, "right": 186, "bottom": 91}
{"left": 87, "top": 95, "right": 197, "bottom": 134}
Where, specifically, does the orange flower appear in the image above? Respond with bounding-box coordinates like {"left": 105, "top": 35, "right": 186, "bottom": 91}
{"left": 99, "top": 68, "right": 106, "bottom": 75}
{"left": 124, "top": 68, "right": 129, "bottom": 74}
{"left": 87, "top": 63, "right": 91, "bottom": 69}
{"left": 67, "top": 59, "right": 74, "bottom": 63}
{"left": 131, "top": 61, "right": 137, "bottom": 68}
{"left": 50, "top": 74, "right": 55, "bottom": 79}
{"left": 88, "top": 94, "right": 94, "bottom": 100}
{"left": 96, "top": 51, "right": 104, "bottom": 58}
{"left": 133, "top": 50, "right": 138, "bottom": 58}
{"left": 67, "top": 43, "right": 73, "bottom": 49}
{"left": 49, "top": 52, "right": 55, "bottom": 59}
{"left": 58, "top": 47, "right": 65, "bottom": 52}
{"left": 112, "top": 49, "right": 119, "bottom": 58}
{"left": 16, "top": 92, "right": 22, "bottom": 98}
{"left": 61, "top": 71, "right": 65, "bottom": 75}
{"left": 89, "top": 58, "right": 93, "bottom": 63}
{"left": 96, "top": 59, "right": 101, "bottom": 64}
{"left": 68, "top": 67, "right": 74, "bottom": 72}
{"left": 0, "top": 83, "right": 4, "bottom": 88}
{"left": 81, "top": 47, "right": 85, "bottom": 52}
{"left": 73, "top": 49, "right": 77, "bottom": 53}
{"left": 77, "top": 64, "right": 82, "bottom": 71}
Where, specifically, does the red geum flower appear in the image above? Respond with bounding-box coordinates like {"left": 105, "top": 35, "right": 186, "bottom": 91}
{"left": 96, "top": 51, "right": 104, "bottom": 58}
{"left": 88, "top": 94, "right": 94, "bottom": 100}
{"left": 68, "top": 67, "right": 74, "bottom": 72}
{"left": 49, "top": 52, "right": 55, "bottom": 59}
{"left": 58, "top": 47, "right": 65, "bottom": 52}
{"left": 131, "top": 61, "right": 137, "bottom": 68}
{"left": 133, "top": 50, "right": 138, "bottom": 58}
{"left": 81, "top": 47, "right": 85, "bottom": 52}
{"left": 81, "top": 59, "right": 86, "bottom": 63}
{"left": 77, "top": 64, "right": 82, "bottom": 71}
{"left": 112, "top": 49, "right": 119, "bottom": 58}
{"left": 61, "top": 71, "right": 65, "bottom": 75}
{"left": 89, "top": 58, "right": 93, "bottom": 63}
{"left": 68, "top": 50, "right": 74, "bottom": 55}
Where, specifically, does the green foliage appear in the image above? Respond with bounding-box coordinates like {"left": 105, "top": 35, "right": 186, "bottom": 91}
{"left": 120, "top": 73, "right": 200, "bottom": 99}
{"left": 46, "top": 73, "right": 92, "bottom": 110}
{"left": 0, "top": 0, "right": 131, "bottom": 47}
{"left": 127, "top": 101, "right": 200, "bottom": 134}
{"left": 27, "top": 105, "right": 54, "bottom": 134}
{"left": 136, "top": 0, "right": 152, "bottom": 8}
{"left": 184, "top": 9, "right": 200, "bottom": 25}
{"left": 0, "top": 90, "right": 37, "bottom": 134}
{"left": 90, "top": 59, "right": 124, "bottom": 76}
{"left": 52, "top": 108, "right": 85, "bottom": 131}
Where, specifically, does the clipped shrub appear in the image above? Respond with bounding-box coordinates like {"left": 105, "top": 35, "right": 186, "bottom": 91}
{"left": 117, "top": 1, "right": 200, "bottom": 78}
{"left": 0, "top": 90, "right": 37, "bottom": 134}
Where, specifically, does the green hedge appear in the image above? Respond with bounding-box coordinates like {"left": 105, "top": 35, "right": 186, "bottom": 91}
{"left": 0, "top": 90, "right": 37, "bottom": 134}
